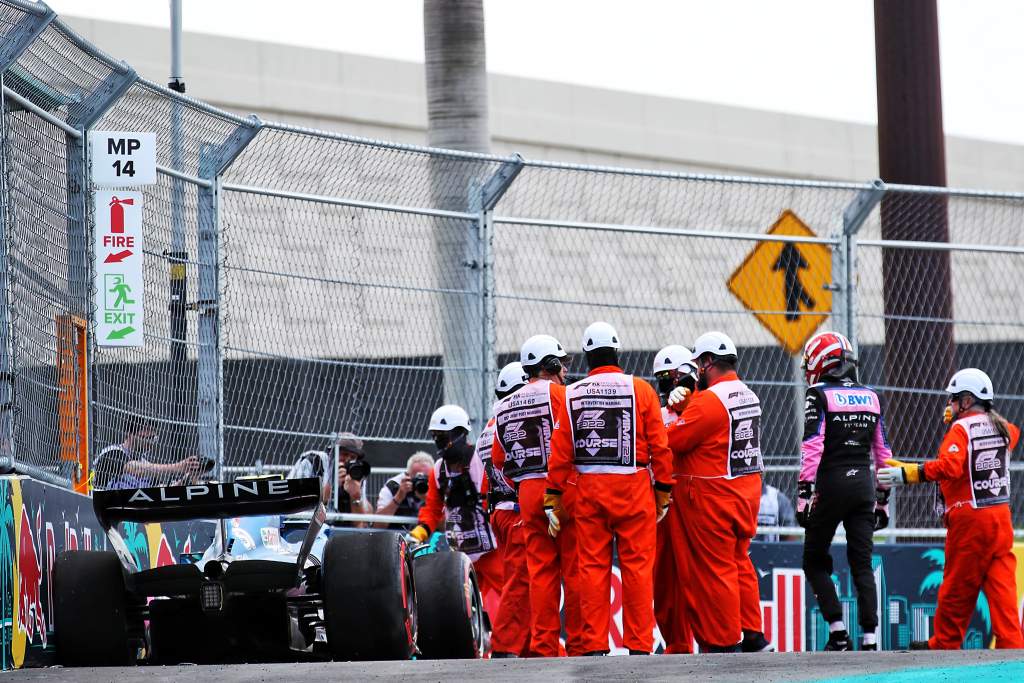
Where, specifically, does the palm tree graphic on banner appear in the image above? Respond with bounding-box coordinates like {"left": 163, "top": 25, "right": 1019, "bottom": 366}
{"left": 919, "top": 549, "right": 991, "bottom": 635}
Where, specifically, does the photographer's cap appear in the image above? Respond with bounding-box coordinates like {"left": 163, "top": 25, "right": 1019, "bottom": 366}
{"left": 334, "top": 432, "right": 364, "bottom": 455}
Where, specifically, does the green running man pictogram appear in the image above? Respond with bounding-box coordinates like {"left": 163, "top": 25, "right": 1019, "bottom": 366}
{"left": 105, "top": 274, "right": 135, "bottom": 310}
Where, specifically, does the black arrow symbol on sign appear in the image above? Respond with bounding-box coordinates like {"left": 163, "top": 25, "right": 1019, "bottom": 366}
{"left": 772, "top": 243, "right": 816, "bottom": 322}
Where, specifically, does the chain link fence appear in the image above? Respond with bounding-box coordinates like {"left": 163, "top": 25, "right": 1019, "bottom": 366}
{"left": 0, "top": 0, "right": 1022, "bottom": 532}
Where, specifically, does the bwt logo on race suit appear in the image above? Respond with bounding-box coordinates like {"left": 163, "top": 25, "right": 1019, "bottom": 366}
{"left": 831, "top": 392, "right": 875, "bottom": 407}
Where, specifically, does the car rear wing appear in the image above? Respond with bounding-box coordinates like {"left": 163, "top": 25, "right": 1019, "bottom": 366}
{"left": 93, "top": 477, "right": 323, "bottom": 527}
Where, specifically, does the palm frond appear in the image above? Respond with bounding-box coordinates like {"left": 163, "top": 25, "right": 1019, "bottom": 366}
{"left": 919, "top": 570, "right": 945, "bottom": 595}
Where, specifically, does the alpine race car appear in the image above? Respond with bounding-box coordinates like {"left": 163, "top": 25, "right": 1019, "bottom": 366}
{"left": 53, "top": 477, "right": 486, "bottom": 665}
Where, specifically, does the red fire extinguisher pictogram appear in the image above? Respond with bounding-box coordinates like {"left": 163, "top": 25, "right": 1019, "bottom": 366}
{"left": 109, "top": 195, "right": 134, "bottom": 233}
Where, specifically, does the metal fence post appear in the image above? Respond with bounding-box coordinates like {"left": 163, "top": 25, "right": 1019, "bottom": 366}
{"left": 838, "top": 179, "right": 886, "bottom": 349}
{"left": 477, "top": 155, "right": 524, "bottom": 423}
{"left": 196, "top": 117, "right": 260, "bottom": 478}
{"left": 66, "top": 65, "right": 136, "bottom": 486}
{"left": 0, "top": 75, "right": 14, "bottom": 472}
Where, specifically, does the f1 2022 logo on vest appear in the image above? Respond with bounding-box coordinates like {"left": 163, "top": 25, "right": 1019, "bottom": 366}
{"left": 734, "top": 419, "right": 755, "bottom": 441}
{"left": 974, "top": 449, "right": 1003, "bottom": 471}
{"left": 576, "top": 410, "right": 606, "bottom": 430}
{"left": 832, "top": 392, "right": 874, "bottom": 407}
{"left": 504, "top": 421, "right": 528, "bottom": 442}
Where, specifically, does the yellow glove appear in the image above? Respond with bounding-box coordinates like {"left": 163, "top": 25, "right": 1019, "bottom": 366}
{"left": 877, "top": 458, "right": 925, "bottom": 487}
{"left": 942, "top": 405, "right": 954, "bottom": 424}
{"left": 543, "top": 489, "right": 563, "bottom": 538}
{"left": 654, "top": 486, "right": 672, "bottom": 523}
{"left": 409, "top": 524, "right": 429, "bottom": 543}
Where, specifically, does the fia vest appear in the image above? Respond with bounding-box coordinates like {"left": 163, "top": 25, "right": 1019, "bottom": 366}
{"left": 495, "top": 380, "right": 555, "bottom": 482}
{"left": 477, "top": 415, "right": 517, "bottom": 509}
{"left": 435, "top": 456, "right": 497, "bottom": 557}
{"left": 960, "top": 413, "right": 1011, "bottom": 509}
{"left": 566, "top": 372, "right": 638, "bottom": 473}
{"left": 707, "top": 379, "right": 764, "bottom": 478}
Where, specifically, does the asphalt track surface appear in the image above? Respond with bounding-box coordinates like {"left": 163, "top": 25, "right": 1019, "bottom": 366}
{"left": 9, "top": 651, "right": 1024, "bottom": 682}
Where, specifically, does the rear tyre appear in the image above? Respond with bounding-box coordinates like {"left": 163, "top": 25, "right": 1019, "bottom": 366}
{"left": 53, "top": 551, "right": 135, "bottom": 666}
{"left": 322, "top": 531, "right": 415, "bottom": 661}
{"left": 414, "top": 551, "right": 485, "bottom": 659}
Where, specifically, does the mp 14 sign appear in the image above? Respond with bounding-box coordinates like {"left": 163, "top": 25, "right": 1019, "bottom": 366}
{"left": 89, "top": 131, "right": 157, "bottom": 347}
{"left": 89, "top": 131, "right": 156, "bottom": 186}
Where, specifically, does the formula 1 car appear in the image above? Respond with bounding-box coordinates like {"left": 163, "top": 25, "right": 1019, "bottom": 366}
{"left": 52, "top": 477, "right": 486, "bottom": 665}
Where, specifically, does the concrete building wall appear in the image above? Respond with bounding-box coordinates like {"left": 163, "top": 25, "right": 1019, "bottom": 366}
{"left": 64, "top": 15, "right": 1024, "bottom": 190}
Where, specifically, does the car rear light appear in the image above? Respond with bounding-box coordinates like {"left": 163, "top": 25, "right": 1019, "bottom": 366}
{"left": 200, "top": 581, "right": 224, "bottom": 612}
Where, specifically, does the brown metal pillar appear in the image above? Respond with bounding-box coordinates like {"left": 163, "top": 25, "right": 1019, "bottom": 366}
{"left": 874, "top": 0, "right": 955, "bottom": 459}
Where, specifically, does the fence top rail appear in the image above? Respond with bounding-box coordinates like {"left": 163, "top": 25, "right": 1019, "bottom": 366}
{"left": 1, "top": 84, "right": 80, "bottom": 137}
{"left": 494, "top": 214, "right": 842, "bottom": 245}
{"left": 4, "top": 0, "right": 48, "bottom": 16}
{"left": 857, "top": 238, "right": 1024, "bottom": 255}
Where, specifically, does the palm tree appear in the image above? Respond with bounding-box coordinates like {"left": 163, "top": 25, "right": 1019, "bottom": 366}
{"left": 423, "top": 0, "right": 490, "bottom": 427}
{"left": 918, "top": 549, "right": 991, "bottom": 636}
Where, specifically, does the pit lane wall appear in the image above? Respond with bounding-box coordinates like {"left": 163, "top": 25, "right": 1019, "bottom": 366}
{"left": 0, "top": 476, "right": 215, "bottom": 669}
{"left": 0, "top": 475, "right": 1022, "bottom": 667}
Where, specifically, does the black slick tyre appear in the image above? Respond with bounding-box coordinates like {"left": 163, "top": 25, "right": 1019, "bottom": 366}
{"left": 414, "top": 551, "right": 484, "bottom": 659}
{"left": 53, "top": 551, "right": 134, "bottom": 666}
{"left": 321, "top": 530, "right": 415, "bottom": 661}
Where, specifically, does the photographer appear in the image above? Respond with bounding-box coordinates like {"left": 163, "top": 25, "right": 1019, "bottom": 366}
{"left": 94, "top": 414, "right": 204, "bottom": 489}
{"left": 374, "top": 451, "right": 434, "bottom": 530}
{"left": 288, "top": 432, "right": 372, "bottom": 528}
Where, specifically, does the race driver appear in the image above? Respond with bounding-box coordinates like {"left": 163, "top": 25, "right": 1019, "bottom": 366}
{"left": 879, "top": 368, "right": 1024, "bottom": 650}
{"left": 492, "top": 334, "right": 582, "bottom": 656}
{"left": 665, "top": 331, "right": 770, "bottom": 653}
{"left": 478, "top": 362, "right": 535, "bottom": 658}
{"left": 798, "top": 331, "right": 892, "bottom": 651}
{"left": 546, "top": 322, "right": 674, "bottom": 656}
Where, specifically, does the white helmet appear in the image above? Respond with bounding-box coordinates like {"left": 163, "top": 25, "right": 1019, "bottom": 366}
{"left": 428, "top": 404, "right": 471, "bottom": 433}
{"left": 653, "top": 345, "right": 696, "bottom": 375}
{"left": 520, "top": 334, "right": 567, "bottom": 367}
{"left": 496, "top": 362, "right": 528, "bottom": 396}
{"left": 945, "top": 368, "right": 994, "bottom": 402}
{"left": 582, "top": 321, "right": 620, "bottom": 352}
{"left": 691, "top": 331, "right": 738, "bottom": 361}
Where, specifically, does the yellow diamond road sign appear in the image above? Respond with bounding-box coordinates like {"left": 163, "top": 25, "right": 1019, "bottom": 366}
{"left": 727, "top": 210, "right": 832, "bottom": 356}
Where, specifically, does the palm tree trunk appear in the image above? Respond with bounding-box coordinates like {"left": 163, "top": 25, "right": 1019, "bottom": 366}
{"left": 423, "top": 0, "right": 490, "bottom": 427}
{"left": 874, "top": 0, "right": 954, "bottom": 479}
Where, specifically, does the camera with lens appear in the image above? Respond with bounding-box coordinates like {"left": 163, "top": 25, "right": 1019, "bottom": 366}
{"left": 199, "top": 456, "right": 216, "bottom": 473}
{"left": 412, "top": 472, "right": 429, "bottom": 495}
{"left": 344, "top": 457, "right": 372, "bottom": 482}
